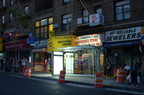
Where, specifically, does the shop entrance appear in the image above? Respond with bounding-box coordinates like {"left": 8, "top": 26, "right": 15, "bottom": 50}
{"left": 64, "top": 53, "right": 74, "bottom": 74}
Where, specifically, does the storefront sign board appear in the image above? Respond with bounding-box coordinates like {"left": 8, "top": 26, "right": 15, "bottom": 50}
{"left": 47, "top": 35, "right": 77, "bottom": 53}
{"left": 3, "top": 40, "right": 29, "bottom": 51}
{"left": 76, "top": 34, "right": 103, "bottom": 46}
{"left": 105, "top": 27, "right": 142, "bottom": 43}
{"left": 89, "top": 13, "right": 104, "bottom": 26}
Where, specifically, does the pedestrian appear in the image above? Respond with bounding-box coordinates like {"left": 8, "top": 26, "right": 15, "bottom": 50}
{"left": 2, "top": 57, "right": 6, "bottom": 71}
{"left": 140, "top": 59, "right": 144, "bottom": 83}
{"left": 130, "top": 60, "right": 139, "bottom": 86}
{"left": 124, "top": 62, "right": 130, "bottom": 83}
{"left": 18, "top": 59, "right": 22, "bottom": 72}
{"left": 0, "top": 58, "right": 4, "bottom": 70}
{"left": 46, "top": 58, "right": 51, "bottom": 73}
{"left": 8, "top": 57, "right": 13, "bottom": 72}
{"left": 124, "top": 62, "right": 130, "bottom": 76}
{"left": 21, "top": 58, "right": 26, "bottom": 73}
{"left": 106, "top": 61, "right": 111, "bottom": 76}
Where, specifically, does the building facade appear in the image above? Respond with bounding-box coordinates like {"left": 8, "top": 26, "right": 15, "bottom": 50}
{"left": 0, "top": 0, "right": 144, "bottom": 75}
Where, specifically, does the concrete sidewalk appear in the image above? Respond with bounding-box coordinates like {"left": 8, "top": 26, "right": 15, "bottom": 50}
{"left": 1, "top": 70, "right": 144, "bottom": 93}
{"left": 30, "top": 71, "right": 144, "bottom": 93}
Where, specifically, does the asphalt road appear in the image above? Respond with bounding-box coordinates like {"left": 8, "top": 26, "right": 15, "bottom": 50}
{"left": 0, "top": 73, "right": 142, "bottom": 95}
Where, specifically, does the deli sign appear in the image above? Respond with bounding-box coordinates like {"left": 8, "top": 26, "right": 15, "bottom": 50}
{"left": 105, "top": 27, "right": 142, "bottom": 43}
{"left": 76, "top": 34, "right": 103, "bottom": 46}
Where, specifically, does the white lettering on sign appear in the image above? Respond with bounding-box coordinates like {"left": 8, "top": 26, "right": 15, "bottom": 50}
{"left": 105, "top": 27, "right": 142, "bottom": 42}
{"left": 34, "top": 40, "right": 47, "bottom": 48}
{"left": 76, "top": 34, "right": 103, "bottom": 46}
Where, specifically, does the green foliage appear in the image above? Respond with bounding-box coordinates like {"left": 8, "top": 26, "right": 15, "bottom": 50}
{"left": 6, "top": 8, "right": 29, "bottom": 28}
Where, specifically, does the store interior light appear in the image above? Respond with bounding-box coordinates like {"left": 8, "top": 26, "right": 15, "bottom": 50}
{"left": 8, "top": 33, "right": 12, "bottom": 36}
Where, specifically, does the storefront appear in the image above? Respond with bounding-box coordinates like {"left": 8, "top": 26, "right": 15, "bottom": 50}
{"left": 104, "top": 26, "right": 142, "bottom": 76}
{"left": 3, "top": 39, "right": 29, "bottom": 61}
{"left": 32, "top": 40, "right": 47, "bottom": 71}
{"left": 48, "top": 34, "right": 104, "bottom": 75}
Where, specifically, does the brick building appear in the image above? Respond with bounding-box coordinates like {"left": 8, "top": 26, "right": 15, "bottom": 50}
{"left": 0, "top": 0, "right": 144, "bottom": 74}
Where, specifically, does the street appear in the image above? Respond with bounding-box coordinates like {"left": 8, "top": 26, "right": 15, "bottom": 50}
{"left": 0, "top": 72, "right": 143, "bottom": 95}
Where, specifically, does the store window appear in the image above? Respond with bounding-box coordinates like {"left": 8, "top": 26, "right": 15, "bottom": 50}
{"left": 62, "top": 13, "right": 72, "bottom": 31}
{"left": 115, "top": 0, "right": 130, "bottom": 20}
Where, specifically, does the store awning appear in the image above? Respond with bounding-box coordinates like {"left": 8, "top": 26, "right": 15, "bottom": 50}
{"left": 56, "top": 45, "right": 98, "bottom": 52}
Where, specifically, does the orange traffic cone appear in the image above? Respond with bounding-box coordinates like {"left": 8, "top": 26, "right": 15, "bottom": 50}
{"left": 24, "top": 68, "right": 31, "bottom": 77}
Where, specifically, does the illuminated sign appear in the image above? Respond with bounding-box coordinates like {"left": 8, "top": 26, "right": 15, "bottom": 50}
{"left": 76, "top": 34, "right": 103, "bottom": 46}
{"left": 89, "top": 13, "right": 104, "bottom": 26}
{"left": 47, "top": 35, "right": 77, "bottom": 53}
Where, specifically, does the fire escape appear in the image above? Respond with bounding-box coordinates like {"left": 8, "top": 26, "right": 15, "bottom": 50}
{"left": 16, "top": 0, "right": 31, "bottom": 36}
{"left": 73, "top": 0, "right": 95, "bottom": 34}
{"left": 79, "top": 0, "right": 95, "bottom": 14}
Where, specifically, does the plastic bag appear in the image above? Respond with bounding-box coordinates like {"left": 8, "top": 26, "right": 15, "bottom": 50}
{"left": 137, "top": 76, "right": 140, "bottom": 83}
{"left": 126, "top": 74, "right": 131, "bottom": 82}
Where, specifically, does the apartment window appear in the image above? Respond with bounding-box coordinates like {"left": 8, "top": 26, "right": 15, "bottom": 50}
{"left": 1, "top": 15, "right": 5, "bottom": 24}
{"left": 95, "top": 5, "right": 102, "bottom": 14}
{"left": 2, "top": 0, "right": 5, "bottom": 6}
{"left": 62, "top": 13, "right": 72, "bottom": 31}
{"left": 24, "top": 5, "right": 29, "bottom": 14}
{"left": 35, "top": 28, "right": 40, "bottom": 39}
{"left": 63, "top": 0, "right": 70, "bottom": 3}
{"left": 41, "top": 19, "right": 47, "bottom": 26}
{"left": 9, "top": 13, "right": 13, "bottom": 22}
{"left": 35, "top": 19, "right": 48, "bottom": 40}
{"left": 48, "top": 17, "right": 53, "bottom": 24}
{"left": 83, "top": 10, "right": 89, "bottom": 23}
{"left": 115, "top": 0, "right": 130, "bottom": 20}
{"left": 10, "top": 0, "right": 14, "bottom": 5}
{"left": 35, "top": 21, "right": 40, "bottom": 27}
{"left": 48, "top": 17, "right": 54, "bottom": 38}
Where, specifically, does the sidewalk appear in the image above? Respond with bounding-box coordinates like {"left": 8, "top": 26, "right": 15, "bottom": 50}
{"left": 1, "top": 70, "right": 144, "bottom": 93}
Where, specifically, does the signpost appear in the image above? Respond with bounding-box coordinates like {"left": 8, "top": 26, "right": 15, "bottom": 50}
{"left": 27, "top": 32, "right": 35, "bottom": 63}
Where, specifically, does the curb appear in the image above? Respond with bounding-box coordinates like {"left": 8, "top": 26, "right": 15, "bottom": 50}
{"left": 30, "top": 75, "right": 144, "bottom": 93}
{"left": 1, "top": 72, "right": 144, "bottom": 93}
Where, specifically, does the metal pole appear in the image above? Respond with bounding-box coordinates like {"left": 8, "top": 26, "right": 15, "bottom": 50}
{"left": 96, "top": 48, "right": 100, "bottom": 73}
{"left": 92, "top": 48, "right": 95, "bottom": 78}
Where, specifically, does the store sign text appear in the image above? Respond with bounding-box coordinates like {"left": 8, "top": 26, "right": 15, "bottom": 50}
{"left": 105, "top": 27, "right": 142, "bottom": 42}
{"left": 77, "top": 34, "right": 103, "bottom": 46}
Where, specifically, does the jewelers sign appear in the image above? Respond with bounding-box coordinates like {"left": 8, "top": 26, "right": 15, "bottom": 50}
{"left": 76, "top": 34, "right": 103, "bottom": 46}
{"left": 105, "top": 27, "right": 142, "bottom": 43}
